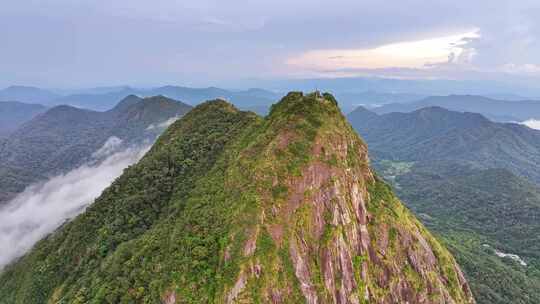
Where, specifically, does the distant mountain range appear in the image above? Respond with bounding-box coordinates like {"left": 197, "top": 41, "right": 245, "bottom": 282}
{"left": 0, "top": 85, "right": 280, "bottom": 113}
{"left": 0, "top": 95, "right": 191, "bottom": 205}
{"left": 371, "top": 95, "right": 540, "bottom": 121}
{"left": 252, "top": 76, "right": 540, "bottom": 98}
{"left": 333, "top": 91, "right": 426, "bottom": 113}
{"left": 349, "top": 106, "right": 540, "bottom": 184}
{"left": 6, "top": 83, "right": 540, "bottom": 120}
{"left": 0, "top": 86, "right": 59, "bottom": 104}
{"left": 51, "top": 86, "right": 280, "bottom": 112}
{"left": 0, "top": 101, "right": 47, "bottom": 138}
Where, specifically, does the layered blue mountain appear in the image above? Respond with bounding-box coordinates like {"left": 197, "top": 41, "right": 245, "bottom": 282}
{"left": 0, "top": 86, "right": 59, "bottom": 104}
{"left": 372, "top": 95, "right": 540, "bottom": 121}
{"left": 0, "top": 95, "right": 191, "bottom": 204}
{"left": 349, "top": 105, "right": 540, "bottom": 183}
{"left": 0, "top": 101, "right": 47, "bottom": 138}
{"left": 51, "top": 86, "right": 279, "bottom": 113}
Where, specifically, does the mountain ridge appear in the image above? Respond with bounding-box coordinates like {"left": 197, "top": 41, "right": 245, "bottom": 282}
{"left": 0, "top": 92, "right": 474, "bottom": 303}
{"left": 0, "top": 101, "right": 47, "bottom": 138}
{"left": 0, "top": 86, "right": 59, "bottom": 104}
{"left": 348, "top": 106, "right": 540, "bottom": 184}
{"left": 0, "top": 95, "right": 192, "bottom": 205}
{"left": 371, "top": 95, "right": 540, "bottom": 121}
{"left": 49, "top": 86, "right": 280, "bottom": 112}
{"left": 385, "top": 163, "right": 540, "bottom": 304}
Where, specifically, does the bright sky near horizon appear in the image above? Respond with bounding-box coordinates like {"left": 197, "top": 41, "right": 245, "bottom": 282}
{"left": 2, "top": 0, "right": 540, "bottom": 87}
{"left": 287, "top": 31, "right": 480, "bottom": 72}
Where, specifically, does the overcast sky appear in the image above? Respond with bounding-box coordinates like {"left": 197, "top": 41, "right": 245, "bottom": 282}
{"left": 2, "top": 0, "right": 540, "bottom": 88}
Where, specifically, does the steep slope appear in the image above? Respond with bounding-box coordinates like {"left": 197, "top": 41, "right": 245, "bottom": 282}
{"left": 348, "top": 106, "right": 540, "bottom": 184}
{"left": 0, "top": 92, "right": 474, "bottom": 304}
{"left": 378, "top": 162, "right": 540, "bottom": 304}
{"left": 398, "top": 165, "right": 540, "bottom": 253}
{"left": 348, "top": 107, "right": 540, "bottom": 303}
{"left": 372, "top": 95, "right": 540, "bottom": 121}
{"left": 0, "top": 101, "right": 47, "bottom": 137}
{"left": 0, "top": 95, "right": 191, "bottom": 204}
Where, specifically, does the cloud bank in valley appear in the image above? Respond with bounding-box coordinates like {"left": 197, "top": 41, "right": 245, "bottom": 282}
{"left": 146, "top": 116, "right": 180, "bottom": 131}
{"left": 0, "top": 140, "right": 149, "bottom": 269}
{"left": 91, "top": 136, "right": 124, "bottom": 159}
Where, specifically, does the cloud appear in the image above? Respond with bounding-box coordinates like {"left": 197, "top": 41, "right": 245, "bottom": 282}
{"left": 286, "top": 30, "right": 479, "bottom": 75}
{"left": 521, "top": 119, "right": 540, "bottom": 130}
{"left": 91, "top": 136, "right": 123, "bottom": 159}
{"left": 0, "top": 142, "right": 149, "bottom": 269}
{"left": 146, "top": 116, "right": 180, "bottom": 131}
{"left": 2, "top": 0, "right": 540, "bottom": 87}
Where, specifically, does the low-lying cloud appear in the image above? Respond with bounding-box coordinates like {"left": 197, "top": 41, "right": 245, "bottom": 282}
{"left": 521, "top": 119, "right": 540, "bottom": 130}
{"left": 91, "top": 136, "right": 123, "bottom": 159}
{"left": 146, "top": 116, "right": 180, "bottom": 131}
{"left": 0, "top": 141, "right": 149, "bottom": 269}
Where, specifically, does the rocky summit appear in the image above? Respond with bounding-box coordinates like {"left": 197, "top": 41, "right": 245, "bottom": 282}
{"left": 0, "top": 92, "right": 474, "bottom": 303}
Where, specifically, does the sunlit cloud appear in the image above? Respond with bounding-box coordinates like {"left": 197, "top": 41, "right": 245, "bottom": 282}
{"left": 287, "top": 30, "right": 480, "bottom": 72}
{"left": 2, "top": 1, "right": 540, "bottom": 86}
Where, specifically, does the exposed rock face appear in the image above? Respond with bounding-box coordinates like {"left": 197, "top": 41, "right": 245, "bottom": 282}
{"left": 0, "top": 92, "right": 474, "bottom": 304}
{"left": 162, "top": 291, "right": 176, "bottom": 304}
{"left": 219, "top": 92, "right": 475, "bottom": 303}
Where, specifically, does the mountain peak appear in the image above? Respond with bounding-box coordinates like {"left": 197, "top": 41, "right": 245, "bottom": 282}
{"left": 110, "top": 95, "right": 192, "bottom": 129}
{"left": 46, "top": 104, "right": 94, "bottom": 115}
{"left": 138, "top": 95, "right": 188, "bottom": 107}
{"left": 269, "top": 91, "right": 339, "bottom": 118}
{"left": 348, "top": 105, "right": 379, "bottom": 122}
{"left": 0, "top": 92, "right": 474, "bottom": 303}
{"left": 110, "top": 94, "right": 143, "bottom": 112}
{"left": 411, "top": 106, "right": 491, "bottom": 125}
{"left": 195, "top": 98, "right": 237, "bottom": 111}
